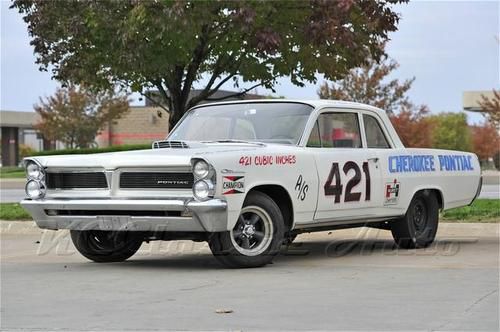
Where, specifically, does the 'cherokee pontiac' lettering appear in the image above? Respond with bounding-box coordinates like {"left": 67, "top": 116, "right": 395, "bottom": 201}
{"left": 21, "top": 100, "right": 482, "bottom": 268}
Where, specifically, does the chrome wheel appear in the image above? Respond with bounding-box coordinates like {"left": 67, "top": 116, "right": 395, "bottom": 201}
{"left": 230, "top": 206, "right": 274, "bottom": 256}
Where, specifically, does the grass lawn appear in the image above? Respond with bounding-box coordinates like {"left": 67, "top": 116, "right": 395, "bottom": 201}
{"left": 0, "top": 199, "right": 498, "bottom": 222}
{"left": 441, "top": 199, "right": 500, "bottom": 222}
{"left": 0, "top": 203, "right": 31, "bottom": 220}
{"left": 0, "top": 167, "right": 25, "bottom": 179}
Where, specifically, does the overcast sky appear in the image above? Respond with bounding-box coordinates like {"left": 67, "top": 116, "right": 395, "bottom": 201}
{"left": 1, "top": 0, "right": 498, "bottom": 124}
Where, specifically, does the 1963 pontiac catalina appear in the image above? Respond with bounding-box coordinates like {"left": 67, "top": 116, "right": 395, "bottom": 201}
{"left": 21, "top": 100, "right": 482, "bottom": 268}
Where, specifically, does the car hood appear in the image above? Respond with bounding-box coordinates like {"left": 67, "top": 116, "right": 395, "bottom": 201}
{"left": 29, "top": 143, "right": 265, "bottom": 169}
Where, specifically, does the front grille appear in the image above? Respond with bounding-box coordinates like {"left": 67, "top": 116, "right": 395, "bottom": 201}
{"left": 152, "top": 140, "right": 189, "bottom": 149}
{"left": 46, "top": 172, "right": 108, "bottom": 189}
{"left": 120, "top": 172, "right": 194, "bottom": 189}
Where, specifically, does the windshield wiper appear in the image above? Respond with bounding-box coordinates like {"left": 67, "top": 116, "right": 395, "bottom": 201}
{"left": 202, "top": 139, "right": 266, "bottom": 146}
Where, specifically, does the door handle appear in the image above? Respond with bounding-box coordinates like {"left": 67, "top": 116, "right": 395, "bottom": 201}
{"left": 368, "top": 157, "right": 379, "bottom": 163}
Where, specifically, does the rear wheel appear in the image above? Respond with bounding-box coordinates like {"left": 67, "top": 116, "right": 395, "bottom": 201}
{"left": 209, "top": 192, "right": 285, "bottom": 268}
{"left": 391, "top": 191, "right": 439, "bottom": 249}
{"left": 70, "top": 230, "right": 143, "bottom": 262}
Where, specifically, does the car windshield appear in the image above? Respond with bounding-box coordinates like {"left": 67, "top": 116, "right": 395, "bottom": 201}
{"left": 168, "top": 102, "right": 313, "bottom": 145}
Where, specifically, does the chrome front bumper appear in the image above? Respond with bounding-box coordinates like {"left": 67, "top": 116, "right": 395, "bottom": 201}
{"left": 21, "top": 198, "right": 228, "bottom": 232}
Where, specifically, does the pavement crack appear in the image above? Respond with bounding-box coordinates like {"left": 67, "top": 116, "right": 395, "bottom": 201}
{"left": 464, "top": 289, "right": 498, "bottom": 313}
{"left": 180, "top": 280, "right": 219, "bottom": 291}
{"left": 433, "top": 289, "right": 498, "bottom": 331}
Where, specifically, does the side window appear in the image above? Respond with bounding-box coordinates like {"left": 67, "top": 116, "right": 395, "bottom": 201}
{"left": 306, "top": 121, "right": 321, "bottom": 147}
{"left": 363, "top": 114, "right": 390, "bottom": 148}
{"left": 316, "top": 112, "right": 362, "bottom": 148}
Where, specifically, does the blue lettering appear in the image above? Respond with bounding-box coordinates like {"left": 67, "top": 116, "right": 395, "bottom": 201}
{"left": 429, "top": 156, "right": 435, "bottom": 171}
{"left": 388, "top": 155, "right": 436, "bottom": 173}
{"left": 389, "top": 156, "right": 396, "bottom": 173}
{"left": 438, "top": 156, "right": 445, "bottom": 170}
{"left": 467, "top": 155, "right": 473, "bottom": 170}
{"left": 437, "top": 154, "right": 474, "bottom": 172}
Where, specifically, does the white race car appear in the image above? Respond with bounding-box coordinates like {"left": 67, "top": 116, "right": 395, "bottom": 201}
{"left": 21, "top": 100, "right": 482, "bottom": 268}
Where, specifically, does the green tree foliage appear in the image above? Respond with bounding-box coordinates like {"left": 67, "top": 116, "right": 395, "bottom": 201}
{"left": 12, "top": 0, "right": 407, "bottom": 128}
{"left": 429, "top": 113, "right": 472, "bottom": 152}
{"left": 34, "top": 86, "right": 129, "bottom": 148}
{"left": 318, "top": 55, "right": 414, "bottom": 114}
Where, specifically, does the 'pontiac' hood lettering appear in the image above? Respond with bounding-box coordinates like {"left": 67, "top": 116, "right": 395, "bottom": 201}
{"left": 157, "top": 180, "right": 189, "bottom": 185}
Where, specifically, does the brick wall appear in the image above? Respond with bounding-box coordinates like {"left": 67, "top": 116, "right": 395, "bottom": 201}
{"left": 97, "top": 106, "right": 169, "bottom": 147}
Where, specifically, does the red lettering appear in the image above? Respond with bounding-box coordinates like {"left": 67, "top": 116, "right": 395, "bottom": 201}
{"left": 275, "top": 155, "right": 296, "bottom": 165}
{"left": 239, "top": 156, "right": 251, "bottom": 166}
{"left": 254, "top": 155, "right": 274, "bottom": 166}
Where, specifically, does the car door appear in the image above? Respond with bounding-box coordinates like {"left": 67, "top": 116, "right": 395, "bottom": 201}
{"left": 307, "top": 109, "right": 384, "bottom": 221}
{"left": 361, "top": 112, "right": 402, "bottom": 213}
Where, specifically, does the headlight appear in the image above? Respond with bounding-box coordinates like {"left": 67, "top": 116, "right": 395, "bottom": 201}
{"left": 193, "top": 160, "right": 210, "bottom": 179}
{"left": 26, "top": 160, "right": 44, "bottom": 180}
{"left": 25, "top": 180, "right": 46, "bottom": 199}
{"left": 193, "top": 180, "right": 214, "bottom": 201}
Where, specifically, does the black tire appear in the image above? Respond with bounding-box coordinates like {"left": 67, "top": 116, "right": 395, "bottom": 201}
{"left": 391, "top": 191, "right": 439, "bottom": 249}
{"left": 209, "top": 191, "right": 285, "bottom": 268}
{"left": 70, "top": 230, "right": 143, "bottom": 263}
{"left": 283, "top": 233, "right": 298, "bottom": 246}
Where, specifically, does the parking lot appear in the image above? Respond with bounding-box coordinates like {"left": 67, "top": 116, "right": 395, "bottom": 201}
{"left": 1, "top": 221, "right": 498, "bottom": 331}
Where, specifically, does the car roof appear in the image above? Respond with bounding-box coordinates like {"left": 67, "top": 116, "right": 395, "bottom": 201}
{"left": 191, "top": 99, "right": 387, "bottom": 117}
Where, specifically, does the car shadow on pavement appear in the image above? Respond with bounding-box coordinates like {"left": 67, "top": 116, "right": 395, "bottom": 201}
{"left": 278, "top": 236, "right": 485, "bottom": 260}
{"left": 125, "top": 255, "right": 222, "bottom": 270}
{"left": 118, "top": 236, "right": 486, "bottom": 270}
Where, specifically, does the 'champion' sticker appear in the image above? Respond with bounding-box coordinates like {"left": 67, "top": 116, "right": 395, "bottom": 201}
{"left": 222, "top": 176, "right": 245, "bottom": 195}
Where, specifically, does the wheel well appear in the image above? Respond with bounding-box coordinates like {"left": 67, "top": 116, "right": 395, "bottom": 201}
{"left": 248, "top": 185, "right": 294, "bottom": 232}
{"left": 416, "top": 188, "right": 444, "bottom": 210}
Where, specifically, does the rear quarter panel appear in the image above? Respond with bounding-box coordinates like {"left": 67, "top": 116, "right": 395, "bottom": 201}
{"left": 377, "top": 148, "right": 481, "bottom": 214}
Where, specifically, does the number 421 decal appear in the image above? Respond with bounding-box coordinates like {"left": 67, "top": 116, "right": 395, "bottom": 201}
{"left": 324, "top": 161, "right": 371, "bottom": 203}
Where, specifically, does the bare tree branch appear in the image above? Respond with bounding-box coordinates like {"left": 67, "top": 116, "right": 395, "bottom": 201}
{"left": 205, "top": 81, "right": 269, "bottom": 102}
{"left": 181, "top": 24, "right": 212, "bottom": 101}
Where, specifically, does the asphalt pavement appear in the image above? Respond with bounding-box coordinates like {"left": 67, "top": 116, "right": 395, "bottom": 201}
{"left": 480, "top": 184, "right": 500, "bottom": 199}
{"left": 0, "top": 189, "right": 24, "bottom": 203}
{"left": 1, "top": 221, "right": 498, "bottom": 331}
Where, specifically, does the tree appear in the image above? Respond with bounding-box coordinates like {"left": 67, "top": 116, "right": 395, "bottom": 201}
{"left": 478, "top": 90, "right": 500, "bottom": 128}
{"left": 13, "top": 0, "right": 407, "bottom": 128}
{"left": 34, "top": 86, "right": 129, "bottom": 148}
{"left": 429, "top": 113, "right": 472, "bottom": 152}
{"left": 470, "top": 121, "right": 500, "bottom": 162}
{"left": 389, "top": 104, "right": 434, "bottom": 148}
{"left": 318, "top": 54, "right": 414, "bottom": 114}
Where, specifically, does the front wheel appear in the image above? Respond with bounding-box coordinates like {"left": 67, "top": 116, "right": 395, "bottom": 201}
{"left": 209, "top": 192, "right": 285, "bottom": 268}
{"left": 70, "top": 230, "right": 143, "bottom": 262}
{"left": 391, "top": 191, "right": 439, "bottom": 249}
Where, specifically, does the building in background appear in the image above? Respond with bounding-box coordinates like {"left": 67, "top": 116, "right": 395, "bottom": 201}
{"left": 0, "top": 110, "right": 64, "bottom": 166}
{"left": 463, "top": 90, "right": 495, "bottom": 113}
{"left": 143, "top": 89, "right": 266, "bottom": 107}
{"left": 96, "top": 89, "right": 266, "bottom": 147}
{"left": 463, "top": 90, "right": 499, "bottom": 133}
{"left": 95, "top": 106, "right": 167, "bottom": 147}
